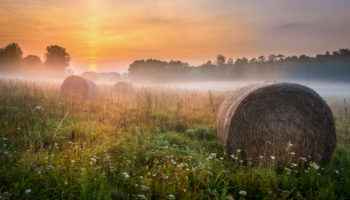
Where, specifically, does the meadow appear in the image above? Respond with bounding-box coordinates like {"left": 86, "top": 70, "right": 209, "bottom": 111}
{"left": 0, "top": 79, "right": 349, "bottom": 200}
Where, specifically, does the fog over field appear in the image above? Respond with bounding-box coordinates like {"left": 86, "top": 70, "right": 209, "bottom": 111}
{"left": 158, "top": 81, "right": 350, "bottom": 98}
{"left": 2, "top": 72, "right": 350, "bottom": 98}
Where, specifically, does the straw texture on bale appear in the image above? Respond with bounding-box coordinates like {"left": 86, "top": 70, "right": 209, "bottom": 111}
{"left": 61, "top": 75, "right": 102, "bottom": 100}
{"left": 113, "top": 81, "right": 135, "bottom": 96}
{"left": 217, "top": 82, "right": 336, "bottom": 165}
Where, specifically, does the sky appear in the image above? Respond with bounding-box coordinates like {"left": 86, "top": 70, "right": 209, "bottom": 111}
{"left": 0, "top": 0, "right": 350, "bottom": 72}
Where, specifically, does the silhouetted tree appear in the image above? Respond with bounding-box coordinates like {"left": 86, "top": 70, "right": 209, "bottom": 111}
{"left": 227, "top": 57, "right": 234, "bottom": 65}
{"left": 268, "top": 54, "right": 277, "bottom": 62}
{"left": 0, "top": 43, "right": 23, "bottom": 72}
{"left": 235, "top": 57, "right": 248, "bottom": 65}
{"left": 299, "top": 54, "right": 310, "bottom": 61}
{"left": 23, "top": 55, "right": 42, "bottom": 68}
{"left": 250, "top": 57, "right": 258, "bottom": 64}
{"left": 0, "top": 43, "right": 23, "bottom": 62}
{"left": 338, "top": 48, "right": 350, "bottom": 56}
{"left": 258, "top": 55, "right": 266, "bottom": 63}
{"left": 44, "top": 45, "right": 70, "bottom": 70}
{"left": 216, "top": 54, "right": 226, "bottom": 66}
{"left": 129, "top": 59, "right": 190, "bottom": 81}
{"left": 277, "top": 54, "right": 285, "bottom": 61}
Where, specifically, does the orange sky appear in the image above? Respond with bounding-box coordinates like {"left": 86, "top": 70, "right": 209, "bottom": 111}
{"left": 1, "top": 0, "right": 350, "bottom": 72}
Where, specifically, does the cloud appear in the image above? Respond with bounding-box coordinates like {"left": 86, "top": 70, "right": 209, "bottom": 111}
{"left": 277, "top": 22, "right": 305, "bottom": 31}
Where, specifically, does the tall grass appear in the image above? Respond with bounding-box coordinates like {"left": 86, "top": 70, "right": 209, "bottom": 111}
{"left": 0, "top": 79, "right": 349, "bottom": 199}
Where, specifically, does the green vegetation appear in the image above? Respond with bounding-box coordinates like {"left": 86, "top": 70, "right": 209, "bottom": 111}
{"left": 0, "top": 80, "right": 349, "bottom": 199}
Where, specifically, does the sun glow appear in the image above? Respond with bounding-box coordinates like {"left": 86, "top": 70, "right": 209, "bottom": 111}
{"left": 89, "top": 64, "right": 97, "bottom": 72}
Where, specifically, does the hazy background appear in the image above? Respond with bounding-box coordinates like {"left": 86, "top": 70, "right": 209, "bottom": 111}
{"left": 1, "top": 0, "right": 350, "bottom": 72}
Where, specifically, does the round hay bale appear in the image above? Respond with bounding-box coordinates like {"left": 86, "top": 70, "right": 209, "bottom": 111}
{"left": 61, "top": 75, "right": 102, "bottom": 100}
{"left": 217, "top": 82, "right": 336, "bottom": 165}
{"left": 113, "top": 81, "right": 136, "bottom": 96}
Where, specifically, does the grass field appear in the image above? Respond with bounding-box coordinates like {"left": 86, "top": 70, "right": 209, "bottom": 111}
{"left": 0, "top": 79, "right": 349, "bottom": 200}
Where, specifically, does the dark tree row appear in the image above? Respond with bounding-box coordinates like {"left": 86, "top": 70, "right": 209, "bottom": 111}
{"left": 128, "top": 49, "right": 350, "bottom": 82}
{"left": 0, "top": 43, "right": 70, "bottom": 75}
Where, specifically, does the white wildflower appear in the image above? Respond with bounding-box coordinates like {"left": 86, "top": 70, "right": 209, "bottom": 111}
{"left": 300, "top": 157, "right": 307, "bottom": 161}
{"left": 309, "top": 162, "right": 319, "bottom": 170}
{"left": 290, "top": 152, "right": 295, "bottom": 156}
{"left": 137, "top": 194, "right": 147, "bottom": 200}
{"left": 207, "top": 153, "right": 217, "bottom": 160}
{"left": 284, "top": 167, "right": 291, "bottom": 175}
{"left": 33, "top": 106, "right": 44, "bottom": 111}
{"left": 141, "top": 185, "right": 149, "bottom": 191}
{"left": 123, "top": 172, "right": 130, "bottom": 178}
{"left": 71, "top": 160, "right": 75, "bottom": 163}
{"left": 335, "top": 169, "right": 339, "bottom": 174}
{"left": 237, "top": 149, "right": 241, "bottom": 153}
{"left": 239, "top": 190, "right": 247, "bottom": 196}
{"left": 226, "top": 195, "right": 234, "bottom": 200}
{"left": 270, "top": 156, "right": 275, "bottom": 160}
{"left": 25, "top": 189, "right": 31, "bottom": 194}
{"left": 168, "top": 194, "right": 175, "bottom": 199}
{"left": 230, "top": 153, "right": 238, "bottom": 160}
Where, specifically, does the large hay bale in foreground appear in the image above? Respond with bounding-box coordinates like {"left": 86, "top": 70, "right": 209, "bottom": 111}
{"left": 113, "top": 81, "right": 136, "bottom": 96}
{"left": 61, "top": 75, "right": 102, "bottom": 100}
{"left": 217, "top": 82, "right": 336, "bottom": 165}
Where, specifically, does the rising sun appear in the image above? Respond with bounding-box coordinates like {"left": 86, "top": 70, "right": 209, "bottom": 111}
{"left": 89, "top": 64, "right": 97, "bottom": 71}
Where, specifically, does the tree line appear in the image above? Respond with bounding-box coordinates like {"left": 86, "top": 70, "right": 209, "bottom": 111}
{"left": 129, "top": 49, "right": 350, "bottom": 82}
{"left": 0, "top": 43, "right": 71, "bottom": 76}
{"left": 2, "top": 42, "right": 350, "bottom": 82}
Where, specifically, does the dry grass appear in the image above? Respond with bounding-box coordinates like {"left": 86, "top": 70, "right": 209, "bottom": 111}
{"left": 0, "top": 78, "right": 349, "bottom": 199}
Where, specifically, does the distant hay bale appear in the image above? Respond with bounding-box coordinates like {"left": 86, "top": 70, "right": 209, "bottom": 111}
{"left": 217, "top": 82, "right": 336, "bottom": 165}
{"left": 113, "top": 81, "right": 136, "bottom": 97}
{"left": 61, "top": 75, "right": 102, "bottom": 100}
